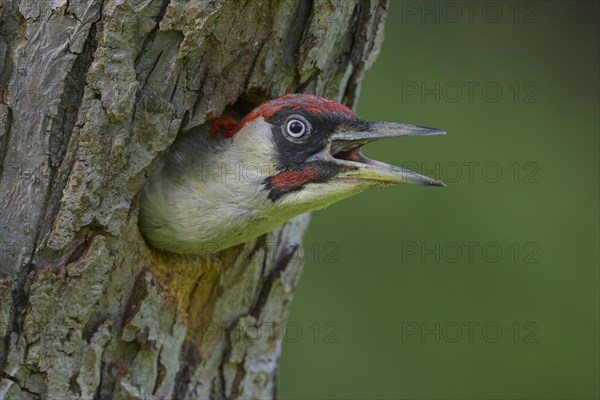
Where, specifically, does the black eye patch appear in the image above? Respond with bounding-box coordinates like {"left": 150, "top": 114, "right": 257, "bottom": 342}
{"left": 267, "top": 107, "right": 364, "bottom": 171}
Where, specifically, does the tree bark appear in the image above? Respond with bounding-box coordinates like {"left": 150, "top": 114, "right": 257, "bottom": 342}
{"left": 0, "top": 0, "right": 387, "bottom": 398}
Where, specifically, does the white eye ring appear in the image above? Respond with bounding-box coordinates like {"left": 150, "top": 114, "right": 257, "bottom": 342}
{"left": 286, "top": 119, "right": 307, "bottom": 138}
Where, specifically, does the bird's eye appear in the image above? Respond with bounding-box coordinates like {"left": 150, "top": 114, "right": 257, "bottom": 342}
{"left": 286, "top": 119, "right": 307, "bottom": 138}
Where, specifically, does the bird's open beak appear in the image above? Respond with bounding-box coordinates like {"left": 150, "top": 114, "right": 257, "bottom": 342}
{"left": 327, "top": 122, "right": 446, "bottom": 186}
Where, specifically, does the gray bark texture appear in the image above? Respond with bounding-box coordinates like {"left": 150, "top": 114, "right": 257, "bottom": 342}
{"left": 0, "top": 0, "right": 387, "bottom": 398}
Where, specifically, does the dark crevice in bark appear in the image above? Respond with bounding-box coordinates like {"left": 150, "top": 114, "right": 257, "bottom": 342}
{"left": 62, "top": 234, "right": 94, "bottom": 266}
{"left": 121, "top": 268, "right": 150, "bottom": 331}
{"left": 48, "top": 22, "right": 98, "bottom": 170}
{"left": 284, "top": 0, "right": 313, "bottom": 69}
{"left": 151, "top": 345, "right": 166, "bottom": 395}
{"left": 185, "top": 271, "right": 205, "bottom": 311}
{"left": 0, "top": 2, "right": 26, "bottom": 100}
{"left": 249, "top": 242, "right": 298, "bottom": 319}
{"left": 141, "top": 49, "right": 164, "bottom": 90}
{"left": 288, "top": 0, "right": 316, "bottom": 91}
{"left": 0, "top": 3, "right": 25, "bottom": 179}
{"left": 132, "top": 30, "right": 184, "bottom": 124}
{"left": 83, "top": 315, "right": 109, "bottom": 343}
{"left": 93, "top": 359, "right": 106, "bottom": 400}
{"left": 34, "top": 222, "right": 107, "bottom": 273}
{"left": 133, "top": 0, "right": 171, "bottom": 70}
{"left": 0, "top": 104, "right": 13, "bottom": 185}
{"left": 296, "top": 70, "right": 320, "bottom": 93}
{"left": 96, "top": 340, "right": 142, "bottom": 399}
{"left": 244, "top": 32, "right": 272, "bottom": 90}
{"left": 228, "top": 353, "right": 247, "bottom": 399}
{"left": 0, "top": 322, "right": 9, "bottom": 378}
{"left": 210, "top": 373, "right": 225, "bottom": 399}
{"left": 0, "top": 262, "right": 35, "bottom": 374}
{"left": 340, "top": 1, "right": 364, "bottom": 106}
{"left": 0, "top": 41, "right": 9, "bottom": 102}
{"left": 173, "top": 340, "right": 201, "bottom": 399}
{"left": 1, "top": 371, "right": 41, "bottom": 399}
{"left": 35, "top": 9, "right": 103, "bottom": 266}
{"left": 344, "top": 1, "right": 387, "bottom": 107}
{"left": 69, "top": 370, "right": 82, "bottom": 397}
{"left": 190, "top": 64, "right": 210, "bottom": 121}
{"left": 217, "top": 354, "right": 228, "bottom": 398}
{"left": 168, "top": 65, "right": 182, "bottom": 103}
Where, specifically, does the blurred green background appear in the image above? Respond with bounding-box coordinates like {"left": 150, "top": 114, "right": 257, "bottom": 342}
{"left": 279, "top": 1, "right": 599, "bottom": 399}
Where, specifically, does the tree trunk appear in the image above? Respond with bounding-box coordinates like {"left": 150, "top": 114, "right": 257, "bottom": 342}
{"left": 0, "top": 0, "right": 387, "bottom": 398}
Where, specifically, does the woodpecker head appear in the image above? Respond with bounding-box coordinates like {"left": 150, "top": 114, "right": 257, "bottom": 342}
{"left": 139, "top": 94, "right": 445, "bottom": 255}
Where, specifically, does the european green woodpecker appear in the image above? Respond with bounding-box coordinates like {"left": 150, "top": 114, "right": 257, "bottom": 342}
{"left": 139, "top": 94, "right": 445, "bottom": 254}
